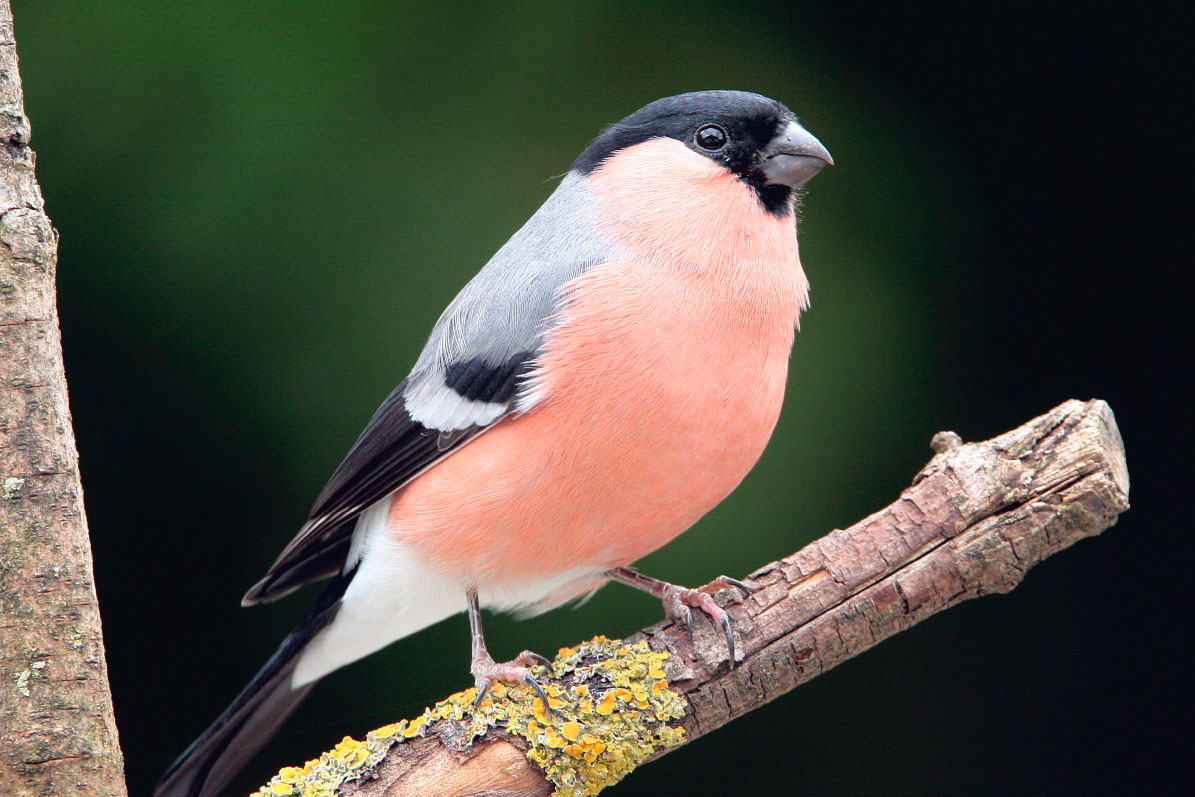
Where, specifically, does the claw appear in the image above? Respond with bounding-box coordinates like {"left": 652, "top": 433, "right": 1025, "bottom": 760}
{"left": 718, "top": 613, "right": 736, "bottom": 665}
{"left": 716, "top": 576, "right": 752, "bottom": 596}
{"left": 520, "top": 650, "right": 553, "bottom": 669}
{"left": 525, "top": 674, "right": 551, "bottom": 710}
{"left": 473, "top": 678, "right": 492, "bottom": 708}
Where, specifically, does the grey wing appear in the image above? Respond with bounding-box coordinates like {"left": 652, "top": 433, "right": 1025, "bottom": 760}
{"left": 242, "top": 172, "right": 610, "bottom": 605}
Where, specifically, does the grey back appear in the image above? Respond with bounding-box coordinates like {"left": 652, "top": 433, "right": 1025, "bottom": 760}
{"left": 403, "top": 170, "right": 612, "bottom": 430}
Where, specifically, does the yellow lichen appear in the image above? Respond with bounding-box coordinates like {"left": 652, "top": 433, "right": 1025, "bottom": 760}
{"left": 251, "top": 720, "right": 413, "bottom": 797}
{"left": 400, "top": 715, "right": 429, "bottom": 737}
{"left": 561, "top": 721, "right": 582, "bottom": 741}
{"left": 497, "top": 637, "right": 688, "bottom": 796}
{"left": 371, "top": 721, "right": 403, "bottom": 738}
{"left": 254, "top": 636, "right": 686, "bottom": 797}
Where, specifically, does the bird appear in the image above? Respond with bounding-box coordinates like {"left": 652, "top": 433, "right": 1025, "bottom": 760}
{"left": 155, "top": 89, "right": 831, "bottom": 796}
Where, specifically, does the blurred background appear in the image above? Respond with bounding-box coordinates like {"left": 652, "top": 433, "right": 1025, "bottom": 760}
{"left": 13, "top": 1, "right": 1186, "bottom": 794}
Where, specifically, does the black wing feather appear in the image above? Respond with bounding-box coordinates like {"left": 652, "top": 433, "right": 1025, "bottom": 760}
{"left": 242, "top": 355, "right": 530, "bottom": 606}
{"left": 241, "top": 380, "right": 487, "bottom": 604}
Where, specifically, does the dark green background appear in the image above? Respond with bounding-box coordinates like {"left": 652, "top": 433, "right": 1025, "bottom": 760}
{"left": 14, "top": 2, "right": 1185, "bottom": 795}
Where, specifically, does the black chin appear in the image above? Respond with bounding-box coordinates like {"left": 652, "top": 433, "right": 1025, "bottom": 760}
{"left": 753, "top": 180, "right": 794, "bottom": 217}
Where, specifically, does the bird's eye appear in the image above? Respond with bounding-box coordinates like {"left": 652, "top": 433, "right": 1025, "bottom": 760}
{"left": 694, "top": 124, "right": 728, "bottom": 151}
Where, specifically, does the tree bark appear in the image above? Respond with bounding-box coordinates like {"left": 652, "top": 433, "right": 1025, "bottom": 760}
{"left": 0, "top": 3, "right": 127, "bottom": 794}
{"left": 255, "top": 398, "right": 1126, "bottom": 797}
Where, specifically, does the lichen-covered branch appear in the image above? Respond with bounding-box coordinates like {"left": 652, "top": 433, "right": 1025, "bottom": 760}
{"left": 251, "top": 398, "right": 1128, "bottom": 797}
{"left": 0, "top": 3, "right": 128, "bottom": 794}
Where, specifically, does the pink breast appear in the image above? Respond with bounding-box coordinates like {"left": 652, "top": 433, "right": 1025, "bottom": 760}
{"left": 388, "top": 138, "right": 808, "bottom": 593}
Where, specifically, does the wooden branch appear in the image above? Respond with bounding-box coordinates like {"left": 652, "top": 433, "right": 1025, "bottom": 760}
{"left": 254, "top": 398, "right": 1127, "bottom": 797}
{"left": 0, "top": 4, "right": 128, "bottom": 794}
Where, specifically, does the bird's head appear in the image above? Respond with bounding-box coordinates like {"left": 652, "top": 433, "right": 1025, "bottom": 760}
{"left": 573, "top": 90, "right": 832, "bottom": 217}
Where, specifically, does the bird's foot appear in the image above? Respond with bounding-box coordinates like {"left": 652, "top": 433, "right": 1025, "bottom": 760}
{"left": 608, "top": 568, "right": 750, "bottom": 666}
{"left": 470, "top": 648, "right": 553, "bottom": 709}
{"left": 466, "top": 587, "right": 554, "bottom": 711}
{"left": 659, "top": 577, "right": 750, "bottom": 665}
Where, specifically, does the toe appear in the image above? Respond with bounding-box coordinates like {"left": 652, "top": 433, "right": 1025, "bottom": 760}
{"left": 683, "top": 591, "right": 737, "bottom": 665}
{"left": 517, "top": 650, "right": 552, "bottom": 669}
{"left": 470, "top": 655, "right": 557, "bottom": 716}
{"left": 719, "top": 576, "right": 751, "bottom": 596}
{"left": 679, "top": 604, "right": 694, "bottom": 635}
{"left": 705, "top": 575, "right": 751, "bottom": 598}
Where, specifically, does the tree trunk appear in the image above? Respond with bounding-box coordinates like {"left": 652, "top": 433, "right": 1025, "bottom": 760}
{"left": 0, "top": 3, "right": 127, "bottom": 794}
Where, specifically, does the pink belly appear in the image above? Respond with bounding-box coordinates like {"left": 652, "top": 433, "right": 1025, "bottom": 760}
{"left": 387, "top": 259, "right": 796, "bottom": 591}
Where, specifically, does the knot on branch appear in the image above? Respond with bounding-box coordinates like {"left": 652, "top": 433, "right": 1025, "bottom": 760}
{"left": 930, "top": 430, "right": 963, "bottom": 453}
{"left": 0, "top": 102, "right": 29, "bottom": 150}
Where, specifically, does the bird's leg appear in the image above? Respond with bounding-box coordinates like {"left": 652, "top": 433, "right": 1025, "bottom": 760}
{"left": 606, "top": 567, "right": 750, "bottom": 666}
{"left": 467, "top": 587, "right": 552, "bottom": 709}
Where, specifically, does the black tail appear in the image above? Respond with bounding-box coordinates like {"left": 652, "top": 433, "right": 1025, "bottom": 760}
{"left": 154, "top": 570, "right": 353, "bottom": 797}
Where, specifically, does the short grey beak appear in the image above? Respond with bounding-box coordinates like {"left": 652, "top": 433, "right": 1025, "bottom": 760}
{"left": 760, "top": 120, "right": 833, "bottom": 189}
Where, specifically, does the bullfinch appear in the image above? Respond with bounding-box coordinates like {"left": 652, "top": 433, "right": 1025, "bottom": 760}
{"left": 156, "top": 89, "right": 832, "bottom": 796}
